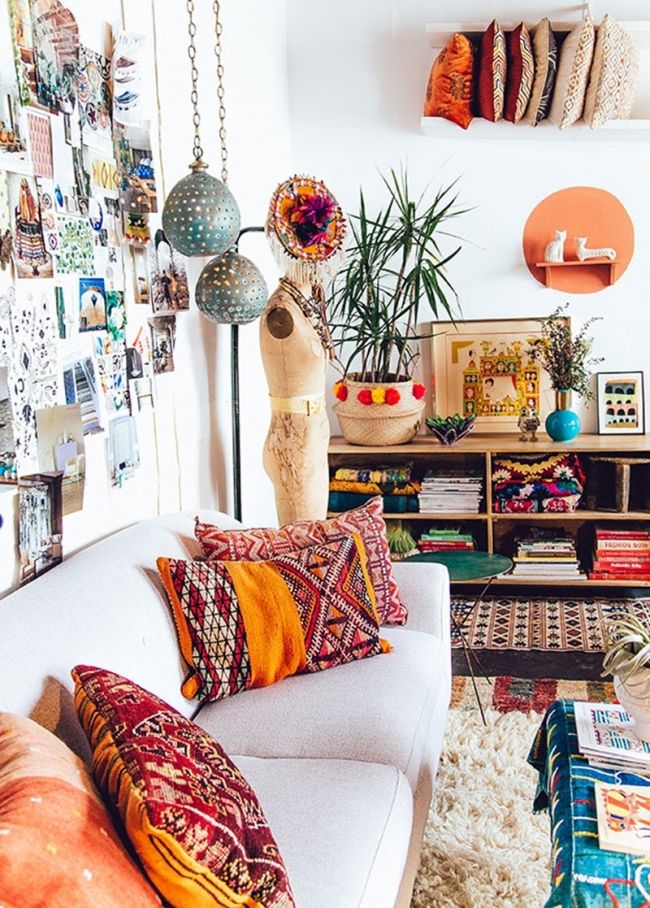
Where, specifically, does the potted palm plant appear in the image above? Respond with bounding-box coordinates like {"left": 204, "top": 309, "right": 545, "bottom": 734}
{"left": 329, "top": 168, "right": 466, "bottom": 446}
{"left": 602, "top": 614, "right": 650, "bottom": 742}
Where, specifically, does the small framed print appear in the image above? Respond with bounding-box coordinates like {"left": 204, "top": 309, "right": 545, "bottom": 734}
{"left": 596, "top": 371, "right": 645, "bottom": 435}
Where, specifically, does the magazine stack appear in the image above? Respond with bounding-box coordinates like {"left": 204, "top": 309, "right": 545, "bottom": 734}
{"left": 510, "top": 527, "right": 586, "bottom": 581}
{"left": 418, "top": 469, "right": 483, "bottom": 514}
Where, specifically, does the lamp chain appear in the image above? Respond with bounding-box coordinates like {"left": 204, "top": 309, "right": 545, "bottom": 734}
{"left": 186, "top": 0, "right": 203, "bottom": 163}
{"left": 212, "top": 0, "right": 229, "bottom": 185}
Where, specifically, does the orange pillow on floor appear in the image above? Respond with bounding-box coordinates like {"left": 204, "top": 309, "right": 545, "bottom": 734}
{"left": 423, "top": 33, "right": 474, "bottom": 129}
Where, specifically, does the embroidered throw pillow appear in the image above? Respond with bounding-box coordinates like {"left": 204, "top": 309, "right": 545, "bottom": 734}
{"left": 524, "top": 18, "right": 558, "bottom": 125}
{"left": 477, "top": 19, "right": 506, "bottom": 121}
{"left": 549, "top": 17, "right": 596, "bottom": 129}
{"left": 157, "top": 534, "right": 390, "bottom": 702}
{"left": 72, "top": 665, "right": 296, "bottom": 908}
{"left": 423, "top": 33, "right": 474, "bottom": 129}
{"left": 583, "top": 14, "right": 640, "bottom": 128}
{"left": 504, "top": 23, "right": 534, "bottom": 123}
{"left": 0, "top": 713, "right": 161, "bottom": 908}
{"left": 194, "top": 495, "right": 407, "bottom": 625}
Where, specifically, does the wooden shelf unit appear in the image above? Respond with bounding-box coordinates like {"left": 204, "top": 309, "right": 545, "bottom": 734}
{"left": 328, "top": 433, "right": 650, "bottom": 589}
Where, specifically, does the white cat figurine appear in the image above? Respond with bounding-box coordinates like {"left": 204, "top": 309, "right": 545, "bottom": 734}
{"left": 575, "top": 236, "right": 616, "bottom": 261}
{"left": 544, "top": 229, "right": 567, "bottom": 263}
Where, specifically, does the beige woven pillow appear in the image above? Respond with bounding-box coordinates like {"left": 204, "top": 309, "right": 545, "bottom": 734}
{"left": 524, "top": 18, "right": 558, "bottom": 125}
{"left": 583, "top": 14, "right": 640, "bottom": 127}
{"left": 548, "top": 17, "right": 595, "bottom": 129}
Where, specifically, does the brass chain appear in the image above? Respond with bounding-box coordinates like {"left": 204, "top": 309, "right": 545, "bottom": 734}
{"left": 186, "top": 0, "right": 203, "bottom": 162}
{"left": 212, "top": 0, "right": 229, "bottom": 184}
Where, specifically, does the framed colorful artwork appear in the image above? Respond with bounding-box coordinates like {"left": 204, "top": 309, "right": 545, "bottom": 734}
{"left": 596, "top": 371, "right": 645, "bottom": 435}
{"left": 431, "top": 318, "right": 562, "bottom": 433}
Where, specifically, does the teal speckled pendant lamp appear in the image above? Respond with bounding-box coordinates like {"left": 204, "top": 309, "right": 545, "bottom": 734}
{"left": 161, "top": 0, "right": 240, "bottom": 258}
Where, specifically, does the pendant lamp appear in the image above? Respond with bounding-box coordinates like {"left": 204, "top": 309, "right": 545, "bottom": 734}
{"left": 161, "top": 0, "right": 240, "bottom": 257}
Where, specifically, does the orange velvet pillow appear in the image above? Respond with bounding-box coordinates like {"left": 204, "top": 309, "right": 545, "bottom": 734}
{"left": 423, "top": 33, "right": 474, "bottom": 129}
{"left": 0, "top": 713, "right": 160, "bottom": 908}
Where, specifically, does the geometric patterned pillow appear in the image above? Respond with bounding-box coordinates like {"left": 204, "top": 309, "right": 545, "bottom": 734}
{"left": 524, "top": 18, "right": 559, "bottom": 125}
{"left": 548, "top": 16, "right": 596, "bottom": 129}
{"left": 477, "top": 19, "right": 507, "bottom": 121}
{"left": 157, "top": 534, "right": 390, "bottom": 703}
{"left": 504, "top": 22, "right": 534, "bottom": 123}
{"left": 583, "top": 14, "right": 640, "bottom": 128}
{"left": 194, "top": 496, "right": 407, "bottom": 625}
{"left": 72, "top": 666, "right": 296, "bottom": 908}
{"left": 423, "top": 32, "right": 475, "bottom": 129}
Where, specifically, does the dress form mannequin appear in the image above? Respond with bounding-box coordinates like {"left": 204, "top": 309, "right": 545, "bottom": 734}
{"left": 260, "top": 282, "right": 329, "bottom": 524}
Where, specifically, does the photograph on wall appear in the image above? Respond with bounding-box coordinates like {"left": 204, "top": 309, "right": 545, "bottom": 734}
{"left": 106, "top": 289, "right": 126, "bottom": 340}
{"left": 54, "top": 214, "right": 94, "bottom": 273}
{"left": 0, "top": 366, "right": 17, "bottom": 482}
{"left": 149, "top": 228, "right": 189, "bottom": 312}
{"left": 115, "top": 123, "right": 157, "bottom": 214}
{"left": 78, "top": 44, "right": 112, "bottom": 151}
{"left": 62, "top": 355, "right": 101, "bottom": 434}
{"left": 10, "top": 173, "right": 53, "bottom": 278}
{"left": 18, "top": 471, "right": 63, "bottom": 585}
{"left": 129, "top": 376, "right": 153, "bottom": 412}
{"left": 30, "top": 0, "right": 79, "bottom": 113}
{"left": 108, "top": 414, "right": 139, "bottom": 486}
{"left": 112, "top": 31, "right": 146, "bottom": 127}
{"left": 597, "top": 371, "right": 645, "bottom": 436}
{"left": 131, "top": 244, "right": 150, "bottom": 303}
{"left": 8, "top": 0, "right": 40, "bottom": 107}
{"left": 26, "top": 110, "right": 53, "bottom": 179}
{"left": 431, "top": 318, "right": 558, "bottom": 433}
{"left": 94, "top": 334, "right": 128, "bottom": 414}
{"left": 78, "top": 276, "right": 106, "bottom": 331}
{"left": 123, "top": 211, "right": 149, "bottom": 244}
{"left": 35, "top": 402, "right": 85, "bottom": 515}
{"left": 36, "top": 177, "right": 59, "bottom": 255}
{"left": 149, "top": 314, "right": 175, "bottom": 375}
{"left": 0, "top": 93, "right": 29, "bottom": 166}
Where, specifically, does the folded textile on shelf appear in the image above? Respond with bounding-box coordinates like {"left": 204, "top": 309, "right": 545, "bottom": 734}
{"left": 328, "top": 491, "right": 419, "bottom": 514}
{"left": 329, "top": 479, "right": 421, "bottom": 496}
{"left": 333, "top": 464, "right": 412, "bottom": 484}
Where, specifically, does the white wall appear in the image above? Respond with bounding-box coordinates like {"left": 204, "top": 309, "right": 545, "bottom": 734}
{"left": 285, "top": 0, "right": 650, "bottom": 432}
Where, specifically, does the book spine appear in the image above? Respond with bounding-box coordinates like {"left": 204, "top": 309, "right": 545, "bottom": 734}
{"left": 596, "top": 531, "right": 650, "bottom": 540}
{"left": 590, "top": 571, "right": 650, "bottom": 581}
{"left": 593, "top": 560, "right": 650, "bottom": 570}
{"left": 597, "top": 540, "right": 650, "bottom": 551}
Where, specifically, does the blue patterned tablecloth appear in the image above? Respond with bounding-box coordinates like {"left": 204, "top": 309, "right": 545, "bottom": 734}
{"left": 528, "top": 700, "right": 650, "bottom": 908}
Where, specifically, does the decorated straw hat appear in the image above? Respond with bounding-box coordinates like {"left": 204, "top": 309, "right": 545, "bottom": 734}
{"left": 266, "top": 175, "right": 346, "bottom": 284}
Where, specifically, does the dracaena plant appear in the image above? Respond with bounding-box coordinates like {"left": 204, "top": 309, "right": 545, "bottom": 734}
{"left": 602, "top": 615, "right": 650, "bottom": 683}
{"left": 329, "top": 168, "right": 467, "bottom": 383}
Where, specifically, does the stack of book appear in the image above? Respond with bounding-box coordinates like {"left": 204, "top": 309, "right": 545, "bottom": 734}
{"left": 590, "top": 527, "right": 650, "bottom": 582}
{"left": 418, "top": 469, "right": 483, "bottom": 514}
{"left": 419, "top": 528, "right": 476, "bottom": 553}
{"left": 575, "top": 701, "right": 650, "bottom": 776}
{"left": 511, "top": 528, "right": 587, "bottom": 581}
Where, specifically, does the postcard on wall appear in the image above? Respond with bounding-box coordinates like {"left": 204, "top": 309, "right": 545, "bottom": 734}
{"left": 0, "top": 365, "right": 17, "bottom": 468}
{"left": 9, "top": 174, "right": 53, "bottom": 279}
{"left": 0, "top": 93, "right": 30, "bottom": 168}
{"left": 54, "top": 214, "right": 94, "bottom": 274}
{"left": 115, "top": 123, "right": 157, "bottom": 214}
{"left": 8, "top": 0, "right": 40, "bottom": 108}
{"left": 94, "top": 334, "right": 128, "bottom": 414}
{"left": 149, "top": 314, "right": 176, "bottom": 375}
{"left": 18, "top": 471, "right": 63, "bottom": 585}
{"left": 78, "top": 44, "right": 112, "bottom": 152}
{"left": 112, "top": 31, "right": 146, "bottom": 127}
{"left": 36, "top": 178, "right": 59, "bottom": 255}
{"left": 30, "top": 0, "right": 79, "bottom": 113}
{"left": 131, "top": 244, "right": 150, "bottom": 303}
{"left": 78, "top": 276, "right": 106, "bottom": 332}
{"left": 62, "top": 355, "right": 102, "bottom": 434}
{"left": 149, "top": 229, "right": 189, "bottom": 312}
{"left": 596, "top": 371, "right": 645, "bottom": 436}
{"left": 129, "top": 377, "right": 154, "bottom": 413}
{"left": 26, "top": 111, "right": 54, "bottom": 179}
{"left": 431, "top": 318, "right": 556, "bottom": 433}
{"left": 106, "top": 289, "right": 126, "bottom": 341}
{"left": 108, "top": 414, "right": 139, "bottom": 487}
{"left": 35, "top": 402, "right": 85, "bottom": 515}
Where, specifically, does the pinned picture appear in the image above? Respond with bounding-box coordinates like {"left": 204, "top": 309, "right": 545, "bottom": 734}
{"left": 72, "top": 146, "right": 91, "bottom": 199}
{"left": 123, "top": 211, "right": 149, "bottom": 244}
{"left": 31, "top": 0, "right": 80, "bottom": 113}
{"left": 112, "top": 31, "right": 146, "bottom": 127}
{"left": 54, "top": 214, "right": 94, "bottom": 273}
{"left": 26, "top": 111, "right": 53, "bottom": 179}
{"left": 10, "top": 173, "right": 53, "bottom": 278}
{"left": 149, "top": 228, "right": 189, "bottom": 312}
{"left": 62, "top": 355, "right": 101, "bottom": 434}
{"left": 78, "top": 276, "right": 106, "bottom": 331}
{"left": 0, "top": 93, "right": 29, "bottom": 165}
{"left": 126, "top": 345, "right": 143, "bottom": 379}
{"left": 18, "top": 471, "right": 63, "bottom": 585}
{"left": 106, "top": 289, "right": 126, "bottom": 340}
{"left": 78, "top": 45, "right": 112, "bottom": 151}
{"left": 108, "top": 414, "right": 139, "bottom": 487}
{"left": 36, "top": 178, "right": 59, "bottom": 255}
{"left": 8, "top": 0, "right": 39, "bottom": 107}
{"left": 115, "top": 123, "right": 157, "bottom": 213}
{"left": 89, "top": 153, "right": 119, "bottom": 195}
{"left": 0, "top": 366, "right": 17, "bottom": 483}
{"left": 35, "top": 402, "right": 85, "bottom": 515}
{"left": 597, "top": 372, "right": 645, "bottom": 436}
{"left": 94, "top": 335, "right": 128, "bottom": 414}
{"left": 149, "top": 315, "right": 176, "bottom": 375}
{"left": 130, "top": 377, "right": 154, "bottom": 412}
{"left": 54, "top": 285, "right": 66, "bottom": 337}
{"left": 131, "top": 245, "right": 150, "bottom": 303}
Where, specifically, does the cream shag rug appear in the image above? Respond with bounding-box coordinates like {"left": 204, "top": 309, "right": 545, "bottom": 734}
{"left": 411, "top": 709, "right": 550, "bottom": 908}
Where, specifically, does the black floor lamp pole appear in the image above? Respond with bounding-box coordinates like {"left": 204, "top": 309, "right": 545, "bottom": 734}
{"left": 231, "top": 226, "right": 265, "bottom": 524}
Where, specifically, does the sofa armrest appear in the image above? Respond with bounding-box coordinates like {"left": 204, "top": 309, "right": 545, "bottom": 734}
{"left": 389, "top": 562, "right": 450, "bottom": 644}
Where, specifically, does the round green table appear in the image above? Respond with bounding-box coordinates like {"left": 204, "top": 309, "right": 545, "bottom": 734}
{"left": 404, "top": 551, "right": 513, "bottom": 723}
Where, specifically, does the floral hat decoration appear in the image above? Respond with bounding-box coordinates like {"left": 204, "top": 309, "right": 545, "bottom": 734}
{"left": 266, "top": 175, "right": 346, "bottom": 284}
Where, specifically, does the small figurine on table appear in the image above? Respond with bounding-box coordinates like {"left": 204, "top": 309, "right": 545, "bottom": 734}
{"left": 518, "top": 404, "right": 540, "bottom": 442}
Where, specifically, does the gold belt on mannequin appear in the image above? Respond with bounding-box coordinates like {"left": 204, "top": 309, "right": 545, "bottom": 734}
{"left": 269, "top": 394, "right": 326, "bottom": 416}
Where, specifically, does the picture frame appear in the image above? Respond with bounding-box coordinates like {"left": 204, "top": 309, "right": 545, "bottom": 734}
{"left": 596, "top": 371, "right": 645, "bottom": 435}
{"left": 431, "top": 317, "right": 563, "bottom": 433}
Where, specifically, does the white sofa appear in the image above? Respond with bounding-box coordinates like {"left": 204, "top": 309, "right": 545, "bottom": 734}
{"left": 0, "top": 511, "right": 451, "bottom": 908}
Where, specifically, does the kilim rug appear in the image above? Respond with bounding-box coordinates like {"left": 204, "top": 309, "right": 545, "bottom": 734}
{"left": 451, "top": 595, "right": 650, "bottom": 651}
{"left": 451, "top": 675, "right": 616, "bottom": 714}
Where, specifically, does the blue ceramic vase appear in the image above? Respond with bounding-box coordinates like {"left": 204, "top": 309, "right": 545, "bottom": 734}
{"left": 545, "top": 389, "right": 581, "bottom": 442}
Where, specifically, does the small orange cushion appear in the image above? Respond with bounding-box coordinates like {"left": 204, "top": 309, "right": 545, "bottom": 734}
{"left": 423, "top": 33, "right": 474, "bottom": 129}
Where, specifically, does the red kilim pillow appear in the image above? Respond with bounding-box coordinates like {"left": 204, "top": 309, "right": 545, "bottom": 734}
{"left": 194, "top": 496, "right": 407, "bottom": 625}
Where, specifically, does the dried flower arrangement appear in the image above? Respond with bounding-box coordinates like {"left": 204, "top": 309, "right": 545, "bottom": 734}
{"left": 528, "top": 303, "right": 603, "bottom": 400}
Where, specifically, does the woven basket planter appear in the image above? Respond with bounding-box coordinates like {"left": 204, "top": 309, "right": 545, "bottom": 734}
{"left": 333, "top": 377, "right": 424, "bottom": 446}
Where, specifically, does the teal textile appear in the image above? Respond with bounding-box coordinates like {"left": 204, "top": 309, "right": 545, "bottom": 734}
{"left": 327, "top": 491, "right": 419, "bottom": 513}
{"left": 528, "top": 699, "right": 650, "bottom": 908}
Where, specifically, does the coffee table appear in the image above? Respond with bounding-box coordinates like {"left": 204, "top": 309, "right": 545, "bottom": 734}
{"left": 404, "top": 551, "right": 513, "bottom": 723}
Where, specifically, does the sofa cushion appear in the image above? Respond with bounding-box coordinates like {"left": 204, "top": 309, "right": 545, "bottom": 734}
{"left": 73, "top": 665, "right": 296, "bottom": 908}
{"left": 524, "top": 18, "right": 558, "bottom": 125}
{"left": 549, "top": 16, "right": 595, "bottom": 128}
{"left": 423, "top": 33, "right": 474, "bottom": 130}
{"left": 583, "top": 14, "right": 639, "bottom": 127}
{"left": 504, "top": 22, "right": 534, "bottom": 123}
{"left": 0, "top": 713, "right": 161, "bottom": 907}
{"left": 195, "top": 627, "right": 446, "bottom": 789}
{"left": 194, "top": 496, "right": 408, "bottom": 626}
{"left": 477, "top": 19, "right": 506, "bottom": 121}
{"left": 233, "top": 755, "right": 413, "bottom": 908}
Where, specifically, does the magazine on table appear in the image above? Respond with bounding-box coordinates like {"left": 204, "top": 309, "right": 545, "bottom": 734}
{"left": 595, "top": 780, "right": 650, "bottom": 856}
{"left": 574, "top": 702, "right": 650, "bottom": 767}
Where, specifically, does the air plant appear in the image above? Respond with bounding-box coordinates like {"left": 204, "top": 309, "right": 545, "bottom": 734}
{"left": 602, "top": 615, "right": 650, "bottom": 684}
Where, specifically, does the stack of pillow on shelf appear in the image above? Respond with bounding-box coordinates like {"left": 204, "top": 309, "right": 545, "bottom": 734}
{"left": 423, "top": 14, "right": 639, "bottom": 130}
{"left": 328, "top": 463, "right": 421, "bottom": 514}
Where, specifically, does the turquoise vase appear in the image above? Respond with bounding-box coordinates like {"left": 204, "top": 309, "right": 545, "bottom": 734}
{"left": 545, "top": 389, "right": 581, "bottom": 442}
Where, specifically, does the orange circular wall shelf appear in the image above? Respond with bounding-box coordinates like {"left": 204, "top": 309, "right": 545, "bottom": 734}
{"left": 523, "top": 186, "right": 634, "bottom": 293}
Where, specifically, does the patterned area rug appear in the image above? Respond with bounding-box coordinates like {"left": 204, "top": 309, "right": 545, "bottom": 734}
{"left": 451, "top": 596, "right": 650, "bottom": 651}
{"left": 451, "top": 675, "right": 616, "bottom": 714}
